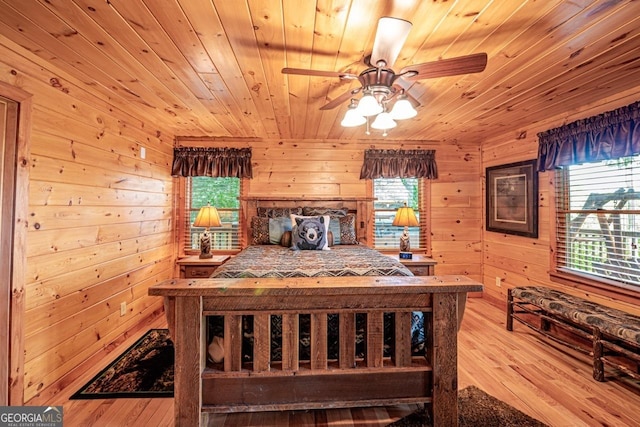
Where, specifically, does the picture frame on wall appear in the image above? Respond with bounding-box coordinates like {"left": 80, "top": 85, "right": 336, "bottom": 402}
{"left": 486, "top": 159, "right": 538, "bottom": 238}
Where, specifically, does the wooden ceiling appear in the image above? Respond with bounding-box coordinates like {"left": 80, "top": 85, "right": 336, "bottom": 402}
{"left": 1, "top": 0, "right": 639, "bottom": 144}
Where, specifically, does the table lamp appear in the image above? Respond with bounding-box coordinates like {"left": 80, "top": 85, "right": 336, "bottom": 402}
{"left": 393, "top": 202, "right": 419, "bottom": 259}
{"left": 193, "top": 203, "right": 221, "bottom": 259}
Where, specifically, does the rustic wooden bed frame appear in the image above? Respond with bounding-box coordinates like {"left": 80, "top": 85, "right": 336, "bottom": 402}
{"left": 150, "top": 275, "right": 482, "bottom": 426}
{"left": 155, "top": 196, "right": 482, "bottom": 425}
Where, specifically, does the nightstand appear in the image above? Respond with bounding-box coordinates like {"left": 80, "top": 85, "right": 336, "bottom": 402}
{"left": 177, "top": 255, "right": 230, "bottom": 278}
{"left": 391, "top": 254, "right": 437, "bottom": 276}
{"left": 392, "top": 254, "right": 468, "bottom": 330}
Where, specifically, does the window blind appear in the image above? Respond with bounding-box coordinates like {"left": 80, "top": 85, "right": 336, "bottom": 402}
{"left": 555, "top": 155, "right": 640, "bottom": 289}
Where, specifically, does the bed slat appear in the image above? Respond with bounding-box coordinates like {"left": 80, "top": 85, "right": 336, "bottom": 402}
{"left": 394, "top": 311, "right": 413, "bottom": 367}
{"left": 281, "top": 313, "right": 299, "bottom": 370}
{"left": 224, "top": 315, "right": 243, "bottom": 372}
{"left": 253, "top": 314, "right": 271, "bottom": 371}
{"left": 367, "top": 312, "right": 384, "bottom": 368}
{"left": 339, "top": 313, "right": 356, "bottom": 368}
{"left": 311, "top": 313, "right": 328, "bottom": 369}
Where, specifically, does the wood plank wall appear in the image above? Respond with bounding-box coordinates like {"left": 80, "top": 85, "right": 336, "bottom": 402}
{"left": 178, "top": 137, "right": 483, "bottom": 281}
{"left": 481, "top": 87, "right": 640, "bottom": 314}
{"left": 0, "top": 35, "right": 176, "bottom": 403}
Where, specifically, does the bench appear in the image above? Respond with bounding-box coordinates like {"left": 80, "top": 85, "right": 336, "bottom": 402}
{"left": 506, "top": 286, "right": 640, "bottom": 382}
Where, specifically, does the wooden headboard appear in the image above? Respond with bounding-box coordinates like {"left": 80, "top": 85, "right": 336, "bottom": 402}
{"left": 240, "top": 196, "right": 374, "bottom": 247}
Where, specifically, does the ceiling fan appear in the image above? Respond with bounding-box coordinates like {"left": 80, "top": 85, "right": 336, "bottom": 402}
{"left": 282, "top": 17, "right": 488, "bottom": 113}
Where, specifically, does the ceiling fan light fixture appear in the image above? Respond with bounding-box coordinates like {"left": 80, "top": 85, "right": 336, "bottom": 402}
{"left": 281, "top": 17, "right": 489, "bottom": 138}
{"left": 355, "top": 92, "right": 383, "bottom": 116}
{"left": 341, "top": 100, "right": 367, "bottom": 127}
{"left": 371, "top": 111, "right": 397, "bottom": 130}
{"left": 390, "top": 97, "right": 417, "bottom": 120}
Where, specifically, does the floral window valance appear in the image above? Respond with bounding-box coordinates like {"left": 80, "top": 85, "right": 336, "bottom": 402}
{"left": 537, "top": 100, "right": 640, "bottom": 172}
{"left": 171, "top": 147, "right": 253, "bottom": 178}
{"left": 359, "top": 149, "right": 438, "bottom": 179}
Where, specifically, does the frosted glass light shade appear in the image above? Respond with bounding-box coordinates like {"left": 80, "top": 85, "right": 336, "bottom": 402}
{"left": 371, "top": 112, "right": 397, "bottom": 130}
{"left": 355, "top": 93, "right": 383, "bottom": 116}
{"left": 390, "top": 98, "right": 417, "bottom": 120}
{"left": 341, "top": 102, "right": 366, "bottom": 127}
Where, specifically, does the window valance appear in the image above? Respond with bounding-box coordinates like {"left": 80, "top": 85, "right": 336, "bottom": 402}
{"left": 171, "top": 147, "right": 253, "bottom": 178}
{"left": 537, "top": 100, "right": 640, "bottom": 172}
{"left": 359, "top": 149, "right": 438, "bottom": 179}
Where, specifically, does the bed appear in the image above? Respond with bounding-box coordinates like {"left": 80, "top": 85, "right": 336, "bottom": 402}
{"left": 150, "top": 197, "right": 483, "bottom": 426}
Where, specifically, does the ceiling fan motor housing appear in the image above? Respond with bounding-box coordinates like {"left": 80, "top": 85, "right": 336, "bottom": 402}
{"left": 358, "top": 68, "right": 396, "bottom": 102}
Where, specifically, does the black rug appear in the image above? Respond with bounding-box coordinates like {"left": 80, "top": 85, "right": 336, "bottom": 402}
{"left": 388, "top": 385, "right": 548, "bottom": 427}
{"left": 71, "top": 329, "right": 174, "bottom": 399}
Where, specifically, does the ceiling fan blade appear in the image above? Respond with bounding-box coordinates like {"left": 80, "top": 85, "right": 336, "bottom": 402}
{"left": 370, "top": 17, "right": 412, "bottom": 68}
{"left": 319, "top": 87, "right": 362, "bottom": 110}
{"left": 282, "top": 67, "right": 358, "bottom": 80}
{"left": 400, "top": 52, "right": 488, "bottom": 79}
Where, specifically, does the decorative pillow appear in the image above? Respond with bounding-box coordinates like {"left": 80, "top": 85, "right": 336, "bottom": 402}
{"left": 282, "top": 230, "right": 333, "bottom": 248}
{"left": 326, "top": 230, "right": 334, "bottom": 247}
{"left": 257, "top": 206, "right": 303, "bottom": 218}
{"left": 251, "top": 216, "right": 270, "bottom": 245}
{"left": 302, "top": 206, "right": 349, "bottom": 217}
{"left": 328, "top": 219, "right": 341, "bottom": 245}
{"left": 280, "top": 230, "right": 292, "bottom": 248}
{"left": 339, "top": 214, "right": 358, "bottom": 244}
{"left": 268, "top": 217, "right": 292, "bottom": 245}
{"left": 290, "top": 214, "right": 330, "bottom": 250}
{"left": 207, "top": 336, "right": 224, "bottom": 363}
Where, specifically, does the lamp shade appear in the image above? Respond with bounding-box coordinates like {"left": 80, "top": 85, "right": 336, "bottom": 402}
{"left": 341, "top": 100, "right": 367, "bottom": 127}
{"left": 193, "top": 204, "right": 222, "bottom": 228}
{"left": 390, "top": 97, "right": 417, "bottom": 120}
{"left": 355, "top": 93, "right": 383, "bottom": 116}
{"left": 392, "top": 204, "right": 419, "bottom": 227}
{"left": 371, "top": 111, "right": 397, "bottom": 130}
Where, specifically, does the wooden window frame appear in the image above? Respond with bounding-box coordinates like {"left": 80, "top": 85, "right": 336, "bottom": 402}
{"left": 177, "top": 176, "right": 244, "bottom": 257}
{"left": 370, "top": 178, "right": 431, "bottom": 255}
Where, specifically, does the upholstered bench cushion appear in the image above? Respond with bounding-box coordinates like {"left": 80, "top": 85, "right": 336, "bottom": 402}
{"left": 511, "top": 286, "right": 640, "bottom": 346}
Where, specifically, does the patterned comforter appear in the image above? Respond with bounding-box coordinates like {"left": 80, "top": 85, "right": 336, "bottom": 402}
{"left": 210, "top": 244, "right": 414, "bottom": 278}
{"left": 207, "top": 245, "right": 424, "bottom": 363}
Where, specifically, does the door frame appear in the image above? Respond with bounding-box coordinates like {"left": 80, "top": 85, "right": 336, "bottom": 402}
{"left": 0, "top": 81, "right": 31, "bottom": 406}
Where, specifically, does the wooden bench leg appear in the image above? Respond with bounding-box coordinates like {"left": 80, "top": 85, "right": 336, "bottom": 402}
{"left": 593, "top": 327, "right": 605, "bottom": 382}
{"left": 541, "top": 312, "right": 551, "bottom": 331}
{"left": 506, "top": 289, "right": 514, "bottom": 331}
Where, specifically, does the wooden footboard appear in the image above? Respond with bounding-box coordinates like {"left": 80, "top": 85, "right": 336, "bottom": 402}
{"left": 150, "top": 275, "right": 483, "bottom": 427}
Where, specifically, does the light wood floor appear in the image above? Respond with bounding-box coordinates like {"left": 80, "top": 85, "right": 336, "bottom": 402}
{"left": 46, "top": 297, "right": 640, "bottom": 426}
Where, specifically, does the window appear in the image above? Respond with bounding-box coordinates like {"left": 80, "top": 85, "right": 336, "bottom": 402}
{"left": 554, "top": 154, "right": 640, "bottom": 290}
{"left": 373, "top": 178, "right": 428, "bottom": 250}
{"left": 183, "top": 177, "right": 241, "bottom": 253}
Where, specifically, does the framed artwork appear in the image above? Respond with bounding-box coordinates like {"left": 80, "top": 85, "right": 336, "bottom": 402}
{"left": 486, "top": 159, "right": 538, "bottom": 238}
